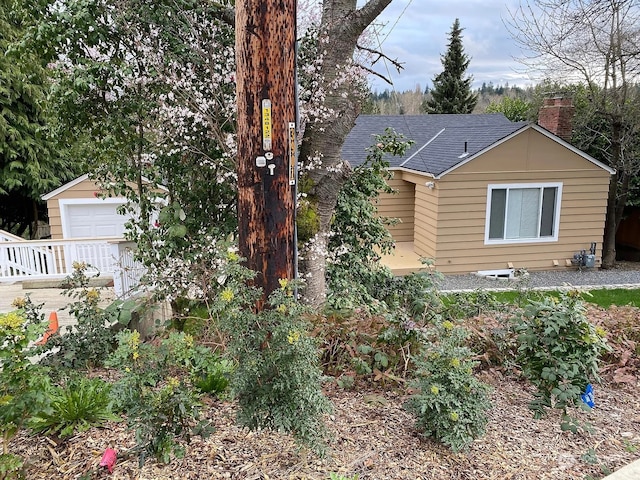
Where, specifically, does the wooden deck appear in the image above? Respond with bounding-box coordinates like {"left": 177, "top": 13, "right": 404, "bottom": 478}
{"left": 379, "top": 242, "right": 426, "bottom": 276}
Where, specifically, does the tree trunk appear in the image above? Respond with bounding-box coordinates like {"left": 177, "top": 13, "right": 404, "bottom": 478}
{"left": 601, "top": 173, "right": 618, "bottom": 269}
{"left": 298, "top": 0, "right": 393, "bottom": 307}
{"left": 602, "top": 170, "right": 631, "bottom": 269}
{"left": 30, "top": 199, "right": 39, "bottom": 239}
{"left": 236, "top": 0, "right": 297, "bottom": 305}
{"left": 601, "top": 120, "right": 628, "bottom": 269}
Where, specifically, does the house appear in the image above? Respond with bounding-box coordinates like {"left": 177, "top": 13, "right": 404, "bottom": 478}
{"left": 0, "top": 175, "right": 150, "bottom": 293}
{"left": 42, "top": 174, "right": 166, "bottom": 241}
{"left": 37, "top": 174, "right": 161, "bottom": 288}
{"left": 42, "top": 174, "right": 131, "bottom": 241}
{"left": 341, "top": 98, "right": 615, "bottom": 276}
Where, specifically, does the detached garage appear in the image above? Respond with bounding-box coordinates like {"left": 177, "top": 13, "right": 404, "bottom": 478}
{"left": 42, "top": 174, "right": 129, "bottom": 241}
{"left": 41, "top": 175, "right": 135, "bottom": 272}
{"left": 39, "top": 175, "right": 161, "bottom": 296}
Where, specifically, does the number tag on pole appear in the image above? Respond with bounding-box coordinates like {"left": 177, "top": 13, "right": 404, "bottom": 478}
{"left": 262, "top": 99, "right": 272, "bottom": 151}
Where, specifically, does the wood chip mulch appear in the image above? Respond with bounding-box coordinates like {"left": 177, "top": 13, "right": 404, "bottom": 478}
{"left": 9, "top": 303, "right": 640, "bottom": 480}
{"left": 9, "top": 374, "right": 639, "bottom": 480}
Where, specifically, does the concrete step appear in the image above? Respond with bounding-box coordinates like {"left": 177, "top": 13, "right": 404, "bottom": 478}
{"left": 603, "top": 459, "right": 640, "bottom": 480}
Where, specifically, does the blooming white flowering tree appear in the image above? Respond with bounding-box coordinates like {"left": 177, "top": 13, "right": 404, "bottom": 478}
{"left": 38, "top": 0, "right": 398, "bottom": 306}
{"left": 36, "top": 0, "right": 239, "bottom": 301}
{"left": 295, "top": 0, "right": 395, "bottom": 306}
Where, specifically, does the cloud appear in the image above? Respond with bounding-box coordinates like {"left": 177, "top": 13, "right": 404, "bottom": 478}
{"left": 367, "top": 0, "right": 534, "bottom": 92}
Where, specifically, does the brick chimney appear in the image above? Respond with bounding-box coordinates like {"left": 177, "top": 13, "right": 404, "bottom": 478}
{"left": 537, "top": 96, "right": 575, "bottom": 143}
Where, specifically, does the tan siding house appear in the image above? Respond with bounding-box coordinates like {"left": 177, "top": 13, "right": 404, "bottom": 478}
{"left": 43, "top": 175, "right": 124, "bottom": 240}
{"left": 376, "top": 177, "right": 415, "bottom": 242}
{"left": 42, "top": 174, "right": 166, "bottom": 241}
{"left": 342, "top": 104, "right": 614, "bottom": 275}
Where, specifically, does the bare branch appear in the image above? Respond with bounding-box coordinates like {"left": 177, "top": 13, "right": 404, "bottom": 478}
{"left": 356, "top": 42, "right": 404, "bottom": 72}
{"left": 357, "top": 64, "right": 393, "bottom": 85}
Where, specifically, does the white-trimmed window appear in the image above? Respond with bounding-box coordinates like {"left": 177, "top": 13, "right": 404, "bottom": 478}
{"left": 485, "top": 183, "right": 562, "bottom": 244}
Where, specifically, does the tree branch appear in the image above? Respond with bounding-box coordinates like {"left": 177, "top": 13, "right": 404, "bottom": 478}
{"left": 210, "top": 1, "right": 235, "bottom": 27}
{"left": 353, "top": 0, "right": 393, "bottom": 33}
{"left": 356, "top": 42, "right": 404, "bottom": 71}
{"left": 357, "top": 63, "right": 393, "bottom": 85}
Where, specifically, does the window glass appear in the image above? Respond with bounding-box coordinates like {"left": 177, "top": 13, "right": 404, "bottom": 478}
{"left": 488, "top": 189, "right": 506, "bottom": 239}
{"left": 505, "top": 188, "right": 540, "bottom": 239}
{"left": 540, "top": 187, "right": 557, "bottom": 236}
{"left": 486, "top": 184, "right": 560, "bottom": 242}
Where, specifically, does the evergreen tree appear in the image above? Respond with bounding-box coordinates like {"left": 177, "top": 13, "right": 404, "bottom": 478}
{"left": 423, "top": 19, "right": 478, "bottom": 114}
{"left": 0, "top": 0, "right": 73, "bottom": 237}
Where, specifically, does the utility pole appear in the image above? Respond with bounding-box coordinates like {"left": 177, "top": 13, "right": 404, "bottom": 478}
{"left": 235, "top": 0, "right": 297, "bottom": 306}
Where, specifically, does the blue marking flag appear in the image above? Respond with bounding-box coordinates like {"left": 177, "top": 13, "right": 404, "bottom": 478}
{"left": 581, "top": 383, "right": 595, "bottom": 408}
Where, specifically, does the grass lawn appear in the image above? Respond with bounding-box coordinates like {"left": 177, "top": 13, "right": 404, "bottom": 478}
{"left": 487, "top": 288, "right": 640, "bottom": 308}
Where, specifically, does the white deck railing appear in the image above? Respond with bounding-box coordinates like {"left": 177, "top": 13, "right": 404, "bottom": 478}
{"left": 111, "top": 241, "right": 147, "bottom": 299}
{"left": 0, "top": 235, "right": 146, "bottom": 299}
{"left": 0, "top": 230, "right": 26, "bottom": 242}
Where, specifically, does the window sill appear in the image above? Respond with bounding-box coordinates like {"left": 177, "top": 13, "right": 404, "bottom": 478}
{"left": 484, "top": 237, "right": 559, "bottom": 246}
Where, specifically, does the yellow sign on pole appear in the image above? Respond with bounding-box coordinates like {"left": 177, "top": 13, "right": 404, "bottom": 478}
{"left": 288, "top": 122, "right": 296, "bottom": 185}
{"left": 262, "top": 99, "right": 272, "bottom": 151}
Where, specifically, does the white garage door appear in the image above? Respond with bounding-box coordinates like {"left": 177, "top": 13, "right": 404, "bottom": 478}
{"left": 62, "top": 202, "right": 130, "bottom": 273}
{"left": 65, "top": 203, "right": 129, "bottom": 239}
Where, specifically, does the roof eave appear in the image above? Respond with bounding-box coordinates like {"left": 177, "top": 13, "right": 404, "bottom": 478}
{"left": 41, "top": 173, "right": 170, "bottom": 201}
{"left": 531, "top": 124, "right": 616, "bottom": 174}
{"left": 389, "top": 166, "right": 437, "bottom": 178}
{"left": 434, "top": 123, "right": 615, "bottom": 179}
{"left": 41, "top": 174, "right": 90, "bottom": 201}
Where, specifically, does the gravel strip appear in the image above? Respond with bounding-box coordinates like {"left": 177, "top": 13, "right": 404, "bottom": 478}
{"left": 440, "top": 266, "right": 640, "bottom": 292}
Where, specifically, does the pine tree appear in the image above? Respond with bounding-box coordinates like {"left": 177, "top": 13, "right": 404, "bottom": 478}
{"left": 423, "top": 19, "right": 478, "bottom": 114}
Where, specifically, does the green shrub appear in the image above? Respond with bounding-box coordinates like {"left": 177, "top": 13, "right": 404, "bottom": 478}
{"left": 405, "top": 320, "right": 492, "bottom": 452}
{"left": 40, "top": 262, "right": 134, "bottom": 370}
{"left": 0, "top": 453, "right": 24, "bottom": 480}
{"left": 326, "top": 129, "right": 413, "bottom": 312}
{"left": 514, "top": 290, "right": 610, "bottom": 428}
{"left": 163, "top": 331, "right": 232, "bottom": 396}
{"left": 168, "top": 298, "right": 217, "bottom": 337}
{"left": 442, "top": 289, "right": 503, "bottom": 320}
{"left": 317, "top": 267, "right": 446, "bottom": 382}
{"left": 218, "top": 279, "right": 332, "bottom": 454}
{"left": 381, "top": 265, "right": 444, "bottom": 320}
{"left": 0, "top": 301, "right": 50, "bottom": 469}
{"left": 106, "top": 330, "right": 212, "bottom": 465}
{"left": 30, "top": 376, "right": 119, "bottom": 437}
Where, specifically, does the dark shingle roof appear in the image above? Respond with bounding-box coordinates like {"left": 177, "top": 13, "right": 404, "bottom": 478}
{"left": 341, "top": 114, "right": 529, "bottom": 177}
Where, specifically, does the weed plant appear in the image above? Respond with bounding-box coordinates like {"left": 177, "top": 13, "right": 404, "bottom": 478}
{"left": 328, "top": 474, "right": 359, "bottom": 480}
{"left": 513, "top": 290, "right": 610, "bottom": 430}
{"left": 30, "top": 376, "right": 119, "bottom": 438}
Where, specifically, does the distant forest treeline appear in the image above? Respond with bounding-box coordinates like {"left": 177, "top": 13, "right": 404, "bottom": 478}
{"left": 366, "top": 83, "right": 535, "bottom": 116}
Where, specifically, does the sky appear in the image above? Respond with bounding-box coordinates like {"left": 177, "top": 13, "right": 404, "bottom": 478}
{"left": 367, "top": 0, "right": 537, "bottom": 93}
